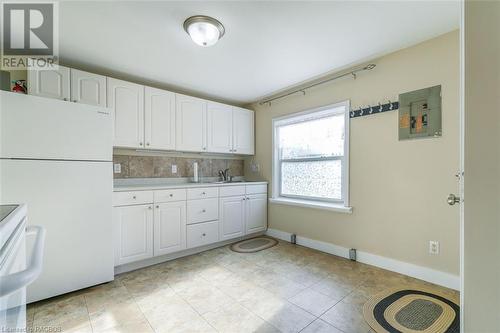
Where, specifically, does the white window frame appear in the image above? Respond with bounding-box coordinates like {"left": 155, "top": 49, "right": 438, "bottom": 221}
{"left": 271, "top": 100, "right": 351, "bottom": 212}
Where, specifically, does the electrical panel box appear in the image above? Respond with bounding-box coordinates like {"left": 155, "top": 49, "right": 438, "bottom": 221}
{"left": 398, "top": 85, "right": 442, "bottom": 140}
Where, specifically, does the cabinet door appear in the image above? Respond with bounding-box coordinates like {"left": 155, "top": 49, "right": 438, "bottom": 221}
{"left": 219, "top": 196, "right": 245, "bottom": 241}
{"left": 245, "top": 194, "right": 267, "bottom": 234}
{"left": 70, "top": 69, "right": 106, "bottom": 106}
{"left": 175, "top": 94, "right": 207, "bottom": 152}
{"left": 113, "top": 204, "right": 153, "bottom": 266}
{"left": 207, "top": 102, "right": 233, "bottom": 153}
{"left": 154, "top": 201, "right": 186, "bottom": 256}
{"left": 28, "top": 65, "right": 70, "bottom": 100}
{"left": 232, "top": 107, "right": 255, "bottom": 155}
{"left": 144, "top": 87, "right": 176, "bottom": 150}
{"left": 107, "top": 78, "right": 144, "bottom": 148}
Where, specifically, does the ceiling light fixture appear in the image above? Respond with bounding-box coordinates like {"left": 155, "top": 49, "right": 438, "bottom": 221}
{"left": 183, "top": 15, "right": 225, "bottom": 47}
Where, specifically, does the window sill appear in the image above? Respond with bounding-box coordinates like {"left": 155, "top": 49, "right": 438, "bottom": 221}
{"left": 268, "top": 197, "right": 353, "bottom": 214}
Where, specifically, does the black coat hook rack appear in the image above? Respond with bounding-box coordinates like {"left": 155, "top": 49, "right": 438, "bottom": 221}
{"left": 350, "top": 101, "right": 399, "bottom": 118}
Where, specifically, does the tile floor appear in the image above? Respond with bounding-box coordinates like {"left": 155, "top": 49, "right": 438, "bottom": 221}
{"left": 27, "top": 240, "right": 459, "bottom": 333}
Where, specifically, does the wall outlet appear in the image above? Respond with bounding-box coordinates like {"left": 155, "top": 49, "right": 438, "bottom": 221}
{"left": 429, "top": 240, "right": 440, "bottom": 255}
{"left": 113, "top": 163, "right": 121, "bottom": 174}
{"left": 171, "top": 164, "right": 177, "bottom": 174}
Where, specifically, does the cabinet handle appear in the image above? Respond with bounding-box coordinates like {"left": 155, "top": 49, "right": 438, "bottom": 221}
{"left": 203, "top": 147, "right": 207, "bottom": 150}
{"left": 202, "top": 192, "right": 206, "bottom": 195}
{"left": 63, "top": 98, "right": 68, "bottom": 101}
{"left": 132, "top": 196, "right": 136, "bottom": 199}
{"left": 73, "top": 100, "right": 77, "bottom": 103}
{"left": 202, "top": 233, "right": 206, "bottom": 237}
{"left": 202, "top": 209, "right": 206, "bottom": 213}
{"left": 234, "top": 149, "right": 237, "bottom": 153}
{"left": 139, "top": 142, "right": 143, "bottom": 146}
{"left": 169, "top": 194, "right": 173, "bottom": 197}
{"left": 148, "top": 206, "right": 152, "bottom": 209}
{"left": 243, "top": 198, "right": 246, "bottom": 201}
{"left": 146, "top": 142, "right": 150, "bottom": 146}
{"left": 156, "top": 205, "right": 159, "bottom": 208}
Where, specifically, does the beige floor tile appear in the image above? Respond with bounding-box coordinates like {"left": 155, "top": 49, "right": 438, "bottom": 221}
{"left": 146, "top": 304, "right": 215, "bottom": 333}
{"left": 256, "top": 301, "right": 316, "bottom": 333}
{"left": 34, "top": 294, "right": 88, "bottom": 324}
{"left": 260, "top": 275, "right": 307, "bottom": 299}
{"left": 288, "top": 288, "right": 338, "bottom": 316}
{"left": 98, "top": 320, "right": 153, "bottom": 333}
{"left": 177, "top": 284, "right": 236, "bottom": 314}
{"left": 203, "top": 303, "right": 278, "bottom": 333}
{"left": 320, "top": 300, "right": 373, "bottom": 333}
{"left": 89, "top": 300, "right": 145, "bottom": 332}
{"left": 33, "top": 312, "right": 92, "bottom": 333}
{"left": 84, "top": 286, "right": 133, "bottom": 314}
{"left": 310, "top": 276, "right": 354, "bottom": 300}
{"left": 301, "top": 319, "right": 344, "bottom": 333}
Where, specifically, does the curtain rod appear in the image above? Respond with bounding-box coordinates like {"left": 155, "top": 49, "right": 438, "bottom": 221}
{"left": 259, "top": 63, "right": 376, "bottom": 106}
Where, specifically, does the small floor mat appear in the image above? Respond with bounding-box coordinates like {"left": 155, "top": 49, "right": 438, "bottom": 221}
{"left": 230, "top": 237, "right": 278, "bottom": 253}
{"left": 363, "top": 288, "right": 460, "bottom": 333}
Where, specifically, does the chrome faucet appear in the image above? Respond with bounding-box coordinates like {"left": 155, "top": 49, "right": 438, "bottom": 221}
{"left": 218, "top": 168, "right": 231, "bottom": 182}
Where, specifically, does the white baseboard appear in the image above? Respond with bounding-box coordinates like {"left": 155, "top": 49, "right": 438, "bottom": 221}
{"left": 266, "top": 228, "right": 459, "bottom": 290}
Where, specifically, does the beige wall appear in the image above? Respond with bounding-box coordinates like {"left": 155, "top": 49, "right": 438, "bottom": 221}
{"left": 246, "top": 31, "right": 460, "bottom": 275}
{"left": 463, "top": 1, "right": 500, "bottom": 331}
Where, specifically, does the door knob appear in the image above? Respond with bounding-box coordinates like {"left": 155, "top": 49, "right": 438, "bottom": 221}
{"left": 447, "top": 194, "right": 460, "bottom": 205}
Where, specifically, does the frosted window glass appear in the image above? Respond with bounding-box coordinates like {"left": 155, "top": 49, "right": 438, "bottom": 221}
{"left": 281, "top": 160, "right": 342, "bottom": 200}
{"left": 279, "top": 113, "right": 344, "bottom": 159}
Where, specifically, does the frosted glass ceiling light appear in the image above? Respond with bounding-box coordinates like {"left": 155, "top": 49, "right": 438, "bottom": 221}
{"left": 183, "top": 15, "right": 225, "bottom": 47}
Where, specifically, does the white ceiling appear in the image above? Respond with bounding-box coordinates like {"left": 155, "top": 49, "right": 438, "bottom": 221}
{"left": 59, "top": 1, "right": 459, "bottom": 104}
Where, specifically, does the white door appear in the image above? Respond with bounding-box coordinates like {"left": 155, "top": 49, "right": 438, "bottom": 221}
{"left": 207, "top": 102, "right": 233, "bottom": 153}
{"left": 232, "top": 107, "right": 255, "bottom": 155}
{"left": 175, "top": 94, "right": 207, "bottom": 152}
{"left": 70, "top": 69, "right": 107, "bottom": 106}
{"left": 113, "top": 204, "right": 153, "bottom": 266}
{"left": 145, "top": 87, "right": 175, "bottom": 150}
{"left": 27, "top": 66, "right": 70, "bottom": 101}
{"left": 219, "top": 196, "right": 245, "bottom": 241}
{"left": 107, "top": 78, "right": 144, "bottom": 148}
{"left": 245, "top": 194, "right": 267, "bottom": 234}
{"left": 154, "top": 201, "right": 186, "bottom": 256}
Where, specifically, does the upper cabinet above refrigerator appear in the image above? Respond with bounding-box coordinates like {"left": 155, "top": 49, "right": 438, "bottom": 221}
{"left": 27, "top": 65, "right": 255, "bottom": 156}
{"left": 28, "top": 65, "right": 70, "bottom": 101}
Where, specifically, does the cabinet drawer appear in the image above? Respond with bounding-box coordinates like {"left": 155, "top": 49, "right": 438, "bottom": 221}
{"left": 187, "top": 221, "right": 219, "bottom": 248}
{"left": 154, "top": 189, "right": 186, "bottom": 203}
{"left": 187, "top": 198, "right": 218, "bottom": 224}
{"left": 219, "top": 185, "right": 245, "bottom": 197}
{"left": 113, "top": 191, "right": 153, "bottom": 206}
{"left": 187, "top": 187, "right": 218, "bottom": 200}
{"left": 246, "top": 184, "right": 268, "bottom": 195}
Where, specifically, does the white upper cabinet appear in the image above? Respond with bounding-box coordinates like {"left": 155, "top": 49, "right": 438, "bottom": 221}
{"left": 145, "top": 87, "right": 175, "bottom": 150}
{"left": 70, "top": 69, "right": 106, "bottom": 106}
{"left": 176, "top": 94, "right": 207, "bottom": 152}
{"left": 28, "top": 65, "right": 70, "bottom": 101}
{"left": 107, "top": 78, "right": 144, "bottom": 149}
{"left": 207, "top": 102, "right": 233, "bottom": 153}
{"left": 154, "top": 201, "right": 186, "bottom": 256}
{"left": 233, "top": 107, "right": 255, "bottom": 155}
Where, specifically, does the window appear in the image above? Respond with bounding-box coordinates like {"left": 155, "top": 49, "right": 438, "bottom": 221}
{"left": 271, "top": 101, "right": 350, "bottom": 211}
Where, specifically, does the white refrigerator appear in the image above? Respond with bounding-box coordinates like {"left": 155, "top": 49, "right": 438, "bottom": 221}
{"left": 0, "top": 91, "right": 114, "bottom": 302}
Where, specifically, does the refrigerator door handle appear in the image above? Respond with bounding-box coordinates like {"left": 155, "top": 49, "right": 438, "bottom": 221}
{"left": 0, "top": 226, "right": 46, "bottom": 298}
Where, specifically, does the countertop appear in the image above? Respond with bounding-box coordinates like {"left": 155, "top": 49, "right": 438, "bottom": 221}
{"left": 113, "top": 180, "right": 268, "bottom": 192}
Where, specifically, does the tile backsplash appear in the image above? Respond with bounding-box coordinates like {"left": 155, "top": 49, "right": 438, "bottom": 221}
{"left": 113, "top": 155, "right": 244, "bottom": 179}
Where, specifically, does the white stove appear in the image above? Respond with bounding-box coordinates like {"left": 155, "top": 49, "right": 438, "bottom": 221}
{"left": 0, "top": 204, "right": 45, "bottom": 331}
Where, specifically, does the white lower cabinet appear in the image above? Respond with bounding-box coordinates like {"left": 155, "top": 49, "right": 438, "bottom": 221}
{"left": 154, "top": 201, "right": 186, "bottom": 256}
{"left": 113, "top": 183, "right": 267, "bottom": 267}
{"left": 187, "top": 220, "right": 219, "bottom": 248}
{"left": 246, "top": 194, "right": 268, "bottom": 234}
{"left": 113, "top": 204, "right": 153, "bottom": 266}
{"left": 219, "top": 195, "right": 246, "bottom": 241}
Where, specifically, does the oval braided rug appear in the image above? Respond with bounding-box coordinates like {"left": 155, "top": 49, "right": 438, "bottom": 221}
{"left": 363, "top": 288, "right": 460, "bottom": 333}
{"left": 230, "top": 237, "right": 278, "bottom": 253}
